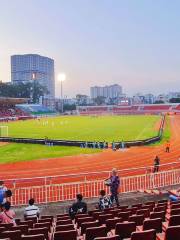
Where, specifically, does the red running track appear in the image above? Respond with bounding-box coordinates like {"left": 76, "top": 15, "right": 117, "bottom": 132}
{"left": 1, "top": 115, "right": 180, "bottom": 184}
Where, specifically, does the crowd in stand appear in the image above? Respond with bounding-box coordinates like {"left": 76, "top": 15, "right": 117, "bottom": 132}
{"left": 0, "top": 106, "right": 27, "bottom": 118}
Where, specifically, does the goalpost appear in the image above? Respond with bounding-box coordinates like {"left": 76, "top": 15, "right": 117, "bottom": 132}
{"left": 0, "top": 126, "right": 9, "bottom": 137}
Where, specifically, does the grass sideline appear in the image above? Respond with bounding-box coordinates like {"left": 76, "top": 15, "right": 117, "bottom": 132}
{"left": 0, "top": 143, "right": 100, "bottom": 164}
{"left": 1, "top": 115, "right": 160, "bottom": 142}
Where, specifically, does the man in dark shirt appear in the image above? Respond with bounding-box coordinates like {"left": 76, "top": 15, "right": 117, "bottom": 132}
{"left": 109, "top": 168, "right": 120, "bottom": 206}
{"left": 153, "top": 156, "right": 160, "bottom": 173}
{"left": 69, "top": 194, "right": 87, "bottom": 219}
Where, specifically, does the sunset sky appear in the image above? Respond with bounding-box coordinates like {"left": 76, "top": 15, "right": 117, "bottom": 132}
{"left": 0, "top": 0, "right": 180, "bottom": 97}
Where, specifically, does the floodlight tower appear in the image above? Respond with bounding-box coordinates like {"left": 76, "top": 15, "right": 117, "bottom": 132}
{"left": 58, "top": 73, "right": 66, "bottom": 113}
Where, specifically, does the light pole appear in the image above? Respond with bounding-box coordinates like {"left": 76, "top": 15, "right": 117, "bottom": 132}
{"left": 58, "top": 73, "right": 66, "bottom": 113}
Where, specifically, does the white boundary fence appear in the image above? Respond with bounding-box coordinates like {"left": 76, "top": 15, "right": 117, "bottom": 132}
{"left": 10, "top": 168, "right": 180, "bottom": 206}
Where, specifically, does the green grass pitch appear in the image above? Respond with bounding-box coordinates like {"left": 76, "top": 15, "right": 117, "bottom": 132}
{"left": 2, "top": 115, "right": 160, "bottom": 142}
{"left": 0, "top": 115, "right": 161, "bottom": 163}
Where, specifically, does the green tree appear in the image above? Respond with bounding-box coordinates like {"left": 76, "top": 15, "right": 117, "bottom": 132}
{"left": 0, "top": 82, "right": 48, "bottom": 103}
{"left": 93, "top": 96, "right": 106, "bottom": 105}
{"left": 169, "top": 98, "right": 180, "bottom": 103}
{"left": 154, "top": 100, "right": 164, "bottom": 104}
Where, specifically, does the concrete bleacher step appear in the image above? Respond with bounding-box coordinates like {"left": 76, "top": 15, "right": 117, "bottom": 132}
{"left": 139, "top": 189, "right": 168, "bottom": 195}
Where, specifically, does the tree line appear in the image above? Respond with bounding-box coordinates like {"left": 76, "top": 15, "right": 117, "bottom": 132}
{"left": 0, "top": 82, "right": 48, "bottom": 103}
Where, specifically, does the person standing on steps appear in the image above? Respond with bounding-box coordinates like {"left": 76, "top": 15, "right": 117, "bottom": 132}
{"left": 109, "top": 168, "right": 120, "bottom": 206}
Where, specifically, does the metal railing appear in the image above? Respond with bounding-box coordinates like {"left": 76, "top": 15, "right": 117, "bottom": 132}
{"left": 10, "top": 168, "right": 180, "bottom": 206}
{"left": 3, "top": 161, "right": 180, "bottom": 190}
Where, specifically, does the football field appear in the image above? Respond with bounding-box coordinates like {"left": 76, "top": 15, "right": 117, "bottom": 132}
{"left": 2, "top": 115, "right": 160, "bottom": 142}
{"left": 0, "top": 115, "right": 161, "bottom": 163}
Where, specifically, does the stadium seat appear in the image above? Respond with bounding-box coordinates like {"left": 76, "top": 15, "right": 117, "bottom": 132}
{"left": 158, "top": 200, "right": 168, "bottom": 204}
{"left": 92, "top": 212, "right": 102, "bottom": 220}
{"left": 131, "top": 229, "right": 156, "bottom": 240}
{"left": 18, "top": 220, "right": 33, "bottom": 229}
{"left": 81, "top": 221, "right": 100, "bottom": 235}
{"left": 75, "top": 214, "right": 89, "bottom": 223}
{"left": 34, "top": 223, "right": 51, "bottom": 232}
{"left": 98, "top": 214, "right": 114, "bottom": 224}
{"left": 55, "top": 224, "right": 74, "bottom": 232}
{"left": 108, "top": 210, "right": 119, "bottom": 217}
{"left": 85, "top": 226, "right": 107, "bottom": 240}
{"left": 11, "top": 225, "right": 29, "bottom": 235}
{"left": 144, "top": 201, "right": 155, "bottom": 207}
{"left": 142, "top": 205, "right": 154, "bottom": 212}
{"left": 77, "top": 216, "right": 94, "bottom": 228}
{"left": 150, "top": 211, "right": 165, "bottom": 222}
{"left": 128, "top": 207, "right": 138, "bottom": 215}
{"left": 117, "top": 205, "right": 128, "bottom": 210}
{"left": 154, "top": 206, "right": 166, "bottom": 212}
{"left": 0, "top": 227, "right": 6, "bottom": 233}
{"left": 103, "top": 208, "right": 114, "bottom": 213}
{"left": 25, "top": 217, "right": 37, "bottom": 224}
{"left": 136, "top": 208, "right": 150, "bottom": 218}
{"left": 21, "top": 234, "right": 45, "bottom": 240}
{"left": 56, "top": 216, "right": 70, "bottom": 221}
{"left": 132, "top": 203, "right": 142, "bottom": 209}
{"left": 117, "top": 211, "right": 131, "bottom": 221}
{"left": 94, "top": 236, "right": 119, "bottom": 240}
{"left": 0, "top": 230, "right": 22, "bottom": 240}
{"left": 157, "top": 202, "right": 167, "bottom": 208}
{"left": 105, "top": 218, "right": 122, "bottom": 232}
{"left": 28, "top": 227, "right": 48, "bottom": 240}
{"left": 15, "top": 219, "right": 21, "bottom": 225}
{"left": 88, "top": 210, "right": 100, "bottom": 216}
{"left": 56, "top": 214, "right": 69, "bottom": 218}
{"left": 115, "top": 222, "right": 136, "bottom": 239}
{"left": 163, "top": 215, "right": 180, "bottom": 230}
{"left": 53, "top": 230, "right": 77, "bottom": 240}
{"left": 170, "top": 203, "right": 180, "bottom": 209}
{"left": 0, "top": 223, "right": 14, "bottom": 230}
{"left": 169, "top": 208, "right": 180, "bottom": 216}
{"left": 128, "top": 214, "right": 144, "bottom": 226}
{"left": 157, "top": 226, "right": 180, "bottom": 240}
{"left": 142, "top": 218, "right": 162, "bottom": 233}
{"left": 164, "top": 225, "right": 180, "bottom": 240}
{"left": 41, "top": 215, "right": 53, "bottom": 221}
{"left": 38, "top": 219, "right": 52, "bottom": 225}
{"left": 56, "top": 219, "right": 72, "bottom": 226}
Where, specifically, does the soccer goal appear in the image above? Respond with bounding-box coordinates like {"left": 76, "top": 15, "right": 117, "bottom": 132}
{"left": 0, "top": 126, "right": 9, "bottom": 137}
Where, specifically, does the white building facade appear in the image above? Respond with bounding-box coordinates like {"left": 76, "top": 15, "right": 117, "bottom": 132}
{"left": 90, "top": 84, "right": 122, "bottom": 99}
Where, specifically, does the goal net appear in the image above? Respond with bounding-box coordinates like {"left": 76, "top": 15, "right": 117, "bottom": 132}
{"left": 0, "top": 126, "right": 9, "bottom": 137}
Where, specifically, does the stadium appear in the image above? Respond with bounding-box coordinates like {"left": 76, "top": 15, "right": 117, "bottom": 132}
{"left": 1, "top": 1, "right": 180, "bottom": 239}
{"left": 0, "top": 98, "right": 180, "bottom": 239}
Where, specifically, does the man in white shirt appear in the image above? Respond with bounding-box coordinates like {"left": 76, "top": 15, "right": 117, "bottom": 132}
{"left": 24, "top": 198, "right": 40, "bottom": 219}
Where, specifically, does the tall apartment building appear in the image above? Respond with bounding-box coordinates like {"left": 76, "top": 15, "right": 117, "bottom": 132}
{"left": 11, "top": 54, "right": 55, "bottom": 98}
{"left": 90, "top": 84, "right": 122, "bottom": 99}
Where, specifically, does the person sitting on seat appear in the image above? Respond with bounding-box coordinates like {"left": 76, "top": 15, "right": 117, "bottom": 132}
{"left": 69, "top": 194, "right": 87, "bottom": 219}
{"left": 98, "top": 190, "right": 112, "bottom": 210}
{"left": 0, "top": 201, "right": 15, "bottom": 225}
{"left": 24, "top": 198, "right": 40, "bottom": 219}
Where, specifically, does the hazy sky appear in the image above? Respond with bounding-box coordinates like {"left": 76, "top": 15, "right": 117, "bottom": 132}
{"left": 0, "top": 0, "right": 180, "bottom": 97}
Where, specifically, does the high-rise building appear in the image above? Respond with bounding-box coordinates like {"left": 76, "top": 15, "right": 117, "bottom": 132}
{"left": 90, "top": 84, "right": 122, "bottom": 99}
{"left": 11, "top": 54, "right": 55, "bottom": 97}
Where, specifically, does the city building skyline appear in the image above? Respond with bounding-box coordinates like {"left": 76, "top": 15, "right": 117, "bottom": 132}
{"left": 11, "top": 54, "right": 55, "bottom": 98}
{"left": 90, "top": 84, "right": 122, "bottom": 99}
